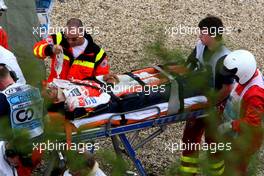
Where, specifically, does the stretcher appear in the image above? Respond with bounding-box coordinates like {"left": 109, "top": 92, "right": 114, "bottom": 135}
{"left": 71, "top": 96, "right": 207, "bottom": 129}
{"left": 48, "top": 65, "right": 209, "bottom": 175}
{"left": 66, "top": 107, "right": 206, "bottom": 176}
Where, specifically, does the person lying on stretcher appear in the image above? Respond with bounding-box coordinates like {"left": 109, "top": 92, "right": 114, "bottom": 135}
{"left": 45, "top": 69, "right": 167, "bottom": 109}
{"left": 45, "top": 65, "right": 211, "bottom": 120}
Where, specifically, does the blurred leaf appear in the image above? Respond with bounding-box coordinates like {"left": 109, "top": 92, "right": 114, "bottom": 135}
{"left": 143, "top": 37, "right": 187, "bottom": 67}
{"left": 97, "top": 149, "right": 128, "bottom": 176}
{"left": 14, "top": 46, "right": 46, "bottom": 87}
{"left": 65, "top": 150, "right": 91, "bottom": 175}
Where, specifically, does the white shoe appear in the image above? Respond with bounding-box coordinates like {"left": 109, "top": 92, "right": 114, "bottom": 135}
{"left": 91, "top": 162, "right": 107, "bottom": 176}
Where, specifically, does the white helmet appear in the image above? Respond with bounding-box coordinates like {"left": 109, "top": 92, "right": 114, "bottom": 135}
{"left": 223, "top": 50, "right": 256, "bottom": 84}
{"left": 0, "top": 0, "right": 7, "bottom": 11}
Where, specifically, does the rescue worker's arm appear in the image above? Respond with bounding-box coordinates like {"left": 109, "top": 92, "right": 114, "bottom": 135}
{"left": 232, "top": 89, "right": 264, "bottom": 133}
{"left": 185, "top": 47, "right": 199, "bottom": 70}
{"left": 93, "top": 45, "right": 110, "bottom": 76}
{"left": 31, "top": 148, "right": 43, "bottom": 169}
{"left": 33, "top": 35, "right": 61, "bottom": 59}
{"left": 215, "top": 55, "right": 234, "bottom": 104}
{"left": 216, "top": 84, "right": 233, "bottom": 104}
{"left": 33, "top": 39, "right": 51, "bottom": 59}
{"left": 94, "top": 56, "right": 110, "bottom": 76}
{"left": 0, "top": 28, "right": 8, "bottom": 49}
{"left": 217, "top": 96, "right": 263, "bottom": 134}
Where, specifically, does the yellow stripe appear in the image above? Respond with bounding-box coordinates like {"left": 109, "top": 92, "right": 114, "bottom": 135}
{"left": 63, "top": 55, "right": 70, "bottom": 61}
{"left": 210, "top": 160, "right": 224, "bottom": 169}
{"left": 56, "top": 32, "right": 63, "bottom": 45}
{"left": 33, "top": 45, "right": 39, "bottom": 56}
{"left": 95, "top": 48, "right": 105, "bottom": 62}
{"left": 210, "top": 166, "right": 225, "bottom": 176}
{"left": 38, "top": 44, "right": 46, "bottom": 57}
{"left": 180, "top": 156, "right": 199, "bottom": 164}
{"left": 73, "top": 60, "right": 94, "bottom": 68}
{"left": 179, "top": 166, "right": 200, "bottom": 174}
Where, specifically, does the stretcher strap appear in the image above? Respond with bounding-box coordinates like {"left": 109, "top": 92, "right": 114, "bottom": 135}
{"left": 94, "top": 78, "right": 120, "bottom": 102}
{"left": 125, "top": 72, "right": 146, "bottom": 86}
{"left": 70, "top": 80, "right": 102, "bottom": 90}
{"left": 153, "top": 66, "right": 180, "bottom": 115}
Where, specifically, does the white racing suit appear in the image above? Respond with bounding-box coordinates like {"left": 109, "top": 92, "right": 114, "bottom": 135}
{"left": 50, "top": 72, "right": 159, "bottom": 112}
{"left": 50, "top": 79, "right": 111, "bottom": 112}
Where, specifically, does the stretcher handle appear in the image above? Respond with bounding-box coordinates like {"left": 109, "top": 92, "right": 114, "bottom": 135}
{"left": 105, "top": 106, "right": 162, "bottom": 135}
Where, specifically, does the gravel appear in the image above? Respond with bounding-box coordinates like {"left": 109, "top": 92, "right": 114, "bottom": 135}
{"left": 50, "top": 0, "right": 264, "bottom": 175}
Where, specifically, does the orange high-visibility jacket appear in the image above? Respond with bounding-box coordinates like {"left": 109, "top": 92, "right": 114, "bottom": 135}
{"left": 33, "top": 32, "right": 109, "bottom": 82}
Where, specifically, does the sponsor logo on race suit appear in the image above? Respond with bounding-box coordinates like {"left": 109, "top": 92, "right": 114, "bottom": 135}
{"left": 4, "top": 84, "right": 44, "bottom": 138}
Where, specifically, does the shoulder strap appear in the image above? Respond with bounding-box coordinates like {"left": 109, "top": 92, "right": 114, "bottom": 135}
{"left": 124, "top": 72, "right": 146, "bottom": 87}
{"left": 153, "top": 66, "right": 181, "bottom": 115}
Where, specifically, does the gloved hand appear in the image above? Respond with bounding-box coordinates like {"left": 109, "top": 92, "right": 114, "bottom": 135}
{"left": 217, "top": 121, "right": 233, "bottom": 135}
{"left": 103, "top": 73, "right": 119, "bottom": 84}
{"left": 52, "top": 45, "right": 63, "bottom": 54}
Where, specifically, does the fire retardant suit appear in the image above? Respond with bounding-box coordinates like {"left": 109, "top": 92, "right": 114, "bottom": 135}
{"left": 221, "top": 70, "right": 264, "bottom": 176}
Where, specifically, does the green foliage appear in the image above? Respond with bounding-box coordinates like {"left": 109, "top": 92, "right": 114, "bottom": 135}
{"left": 64, "top": 150, "right": 92, "bottom": 176}
{"left": 165, "top": 160, "right": 181, "bottom": 176}
{"left": 0, "top": 117, "right": 14, "bottom": 140}
{"left": 144, "top": 38, "right": 187, "bottom": 66}
{"left": 8, "top": 129, "right": 32, "bottom": 155}
{"left": 0, "top": 118, "right": 32, "bottom": 155}
{"left": 97, "top": 149, "right": 129, "bottom": 176}
{"left": 13, "top": 46, "right": 46, "bottom": 87}
{"left": 42, "top": 114, "right": 66, "bottom": 142}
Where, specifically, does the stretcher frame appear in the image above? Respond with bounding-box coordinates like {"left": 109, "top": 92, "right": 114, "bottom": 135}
{"left": 69, "top": 105, "right": 206, "bottom": 176}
